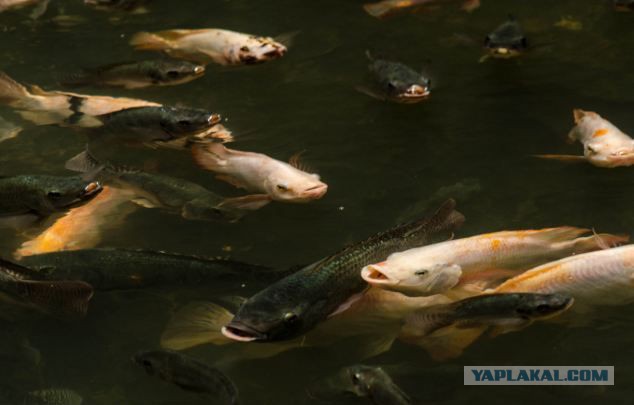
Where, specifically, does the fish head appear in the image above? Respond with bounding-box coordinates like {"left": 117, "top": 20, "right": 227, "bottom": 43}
{"left": 37, "top": 176, "right": 103, "bottom": 210}
{"left": 584, "top": 140, "right": 634, "bottom": 167}
{"left": 182, "top": 198, "right": 243, "bottom": 222}
{"left": 362, "top": 258, "right": 461, "bottom": 296}
{"left": 347, "top": 365, "right": 387, "bottom": 396}
{"left": 265, "top": 168, "right": 327, "bottom": 202}
{"left": 234, "top": 36, "right": 287, "bottom": 65}
{"left": 374, "top": 61, "right": 431, "bottom": 102}
{"left": 150, "top": 60, "right": 206, "bottom": 85}
{"left": 133, "top": 350, "right": 168, "bottom": 377}
{"left": 513, "top": 293, "right": 574, "bottom": 320}
{"left": 159, "top": 107, "right": 221, "bottom": 140}
{"left": 484, "top": 17, "right": 527, "bottom": 58}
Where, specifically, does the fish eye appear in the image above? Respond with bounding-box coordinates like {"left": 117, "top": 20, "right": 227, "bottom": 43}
{"left": 47, "top": 191, "right": 62, "bottom": 199}
{"left": 520, "top": 37, "right": 528, "bottom": 48}
{"left": 586, "top": 145, "right": 597, "bottom": 154}
{"left": 166, "top": 70, "right": 181, "bottom": 78}
{"left": 276, "top": 184, "right": 288, "bottom": 192}
{"left": 283, "top": 312, "right": 298, "bottom": 324}
{"left": 484, "top": 35, "right": 492, "bottom": 45}
{"left": 352, "top": 373, "right": 361, "bottom": 384}
{"left": 387, "top": 82, "right": 396, "bottom": 90}
{"left": 240, "top": 46, "right": 250, "bottom": 52}
{"left": 415, "top": 269, "right": 429, "bottom": 276}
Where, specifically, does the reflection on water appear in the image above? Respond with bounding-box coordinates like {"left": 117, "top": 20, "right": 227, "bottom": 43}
{"left": 1, "top": 0, "right": 633, "bottom": 404}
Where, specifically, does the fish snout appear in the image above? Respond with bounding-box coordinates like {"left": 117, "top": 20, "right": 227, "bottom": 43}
{"left": 193, "top": 65, "right": 206, "bottom": 75}
{"left": 361, "top": 263, "right": 396, "bottom": 286}
{"left": 404, "top": 84, "right": 430, "bottom": 98}
{"left": 301, "top": 183, "right": 328, "bottom": 200}
{"left": 80, "top": 181, "right": 103, "bottom": 199}
{"left": 221, "top": 321, "right": 266, "bottom": 342}
{"left": 208, "top": 113, "right": 222, "bottom": 125}
{"left": 264, "top": 44, "right": 287, "bottom": 59}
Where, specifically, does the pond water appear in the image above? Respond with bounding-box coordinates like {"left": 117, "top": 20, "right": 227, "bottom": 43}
{"left": 0, "top": 0, "right": 633, "bottom": 404}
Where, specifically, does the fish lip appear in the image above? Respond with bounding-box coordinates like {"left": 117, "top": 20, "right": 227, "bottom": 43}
{"left": 301, "top": 184, "right": 328, "bottom": 199}
{"left": 193, "top": 66, "right": 206, "bottom": 75}
{"left": 207, "top": 114, "right": 221, "bottom": 125}
{"left": 264, "top": 47, "right": 286, "bottom": 58}
{"left": 80, "top": 181, "right": 103, "bottom": 199}
{"left": 360, "top": 266, "right": 395, "bottom": 285}
{"left": 221, "top": 322, "right": 266, "bottom": 342}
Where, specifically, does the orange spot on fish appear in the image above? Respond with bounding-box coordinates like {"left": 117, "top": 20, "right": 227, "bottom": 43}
{"left": 491, "top": 239, "right": 501, "bottom": 251}
{"left": 592, "top": 129, "right": 609, "bottom": 138}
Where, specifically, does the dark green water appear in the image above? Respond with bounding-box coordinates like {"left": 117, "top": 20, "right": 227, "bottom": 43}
{"left": 0, "top": 0, "right": 633, "bottom": 404}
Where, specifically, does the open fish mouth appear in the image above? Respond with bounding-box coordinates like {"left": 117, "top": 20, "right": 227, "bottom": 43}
{"left": 80, "top": 181, "right": 103, "bottom": 199}
{"left": 361, "top": 264, "right": 396, "bottom": 285}
{"left": 221, "top": 322, "right": 267, "bottom": 342}
{"left": 192, "top": 66, "right": 206, "bottom": 76}
{"left": 487, "top": 46, "right": 523, "bottom": 58}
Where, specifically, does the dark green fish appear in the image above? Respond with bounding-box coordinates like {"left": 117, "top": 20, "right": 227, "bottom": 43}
{"left": 95, "top": 106, "right": 221, "bottom": 144}
{"left": 0, "top": 175, "right": 101, "bottom": 225}
{"left": 18, "top": 248, "right": 283, "bottom": 291}
{"left": 0, "top": 258, "right": 94, "bottom": 319}
{"left": 65, "top": 148, "right": 270, "bottom": 222}
{"left": 62, "top": 60, "right": 205, "bottom": 89}
{"left": 84, "top": 0, "right": 149, "bottom": 12}
{"left": 484, "top": 16, "right": 528, "bottom": 58}
{"left": 221, "top": 199, "right": 464, "bottom": 342}
{"left": 360, "top": 53, "right": 431, "bottom": 103}
{"left": 402, "top": 293, "right": 574, "bottom": 338}
{"left": 134, "top": 349, "right": 239, "bottom": 405}
{"left": 24, "top": 389, "right": 83, "bottom": 405}
{"left": 348, "top": 365, "right": 411, "bottom": 405}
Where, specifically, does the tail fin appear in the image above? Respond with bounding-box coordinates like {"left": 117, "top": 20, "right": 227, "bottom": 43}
{"left": 160, "top": 301, "right": 234, "bottom": 350}
{"left": 129, "top": 31, "right": 172, "bottom": 51}
{"left": 0, "top": 71, "right": 31, "bottom": 107}
{"left": 363, "top": 2, "right": 395, "bottom": 18}
{"left": 532, "top": 226, "right": 590, "bottom": 242}
{"left": 13, "top": 279, "right": 94, "bottom": 319}
{"left": 191, "top": 142, "right": 229, "bottom": 172}
{"left": 573, "top": 232, "right": 629, "bottom": 252}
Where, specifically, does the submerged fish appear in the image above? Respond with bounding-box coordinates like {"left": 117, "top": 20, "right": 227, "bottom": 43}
{"left": 483, "top": 16, "right": 528, "bottom": 59}
{"left": 0, "top": 115, "right": 22, "bottom": 143}
{"left": 0, "top": 175, "right": 102, "bottom": 226}
{"left": 24, "top": 389, "right": 83, "bottom": 405}
{"left": 359, "top": 53, "right": 431, "bottom": 103}
{"left": 62, "top": 60, "right": 205, "bottom": 89}
{"left": 15, "top": 186, "right": 136, "bottom": 258}
{"left": 19, "top": 248, "right": 280, "bottom": 291}
{"left": 220, "top": 200, "right": 464, "bottom": 343}
{"left": 134, "top": 349, "right": 239, "bottom": 404}
{"left": 535, "top": 109, "right": 634, "bottom": 168}
{"left": 400, "top": 293, "right": 573, "bottom": 359}
{"left": 0, "top": 71, "right": 159, "bottom": 127}
{"left": 84, "top": 0, "right": 148, "bottom": 13}
{"left": 0, "top": 0, "right": 42, "bottom": 12}
{"left": 66, "top": 148, "right": 270, "bottom": 221}
{"left": 363, "top": 0, "right": 480, "bottom": 19}
{"left": 0, "top": 258, "right": 94, "bottom": 319}
{"left": 192, "top": 143, "right": 327, "bottom": 203}
{"left": 347, "top": 365, "right": 412, "bottom": 405}
{"left": 362, "top": 227, "right": 627, "bottom": 296}
{"left": 614, "top": 0, "right": 634, "bottom": 11}
{"left": 130, "top": 29, "right": 287, "bottom": 65}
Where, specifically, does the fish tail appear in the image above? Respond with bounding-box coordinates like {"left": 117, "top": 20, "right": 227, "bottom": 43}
{"left": 573, "top": 232, "right": 630, "bottom": 252}
{"left": 0, "top": 71, "right": 32, "bottom": 107}
{"left": 13, "top": 279, "right": 94, "bottom": 319}
{"left": 129, "top": 31, "right": 172, "bottom": 51}
{"left": 191, "top": 142, "right": 228, "bottom": 172}
{"left": 532, "top": 226, "right": 590, "bottom": 242}
{"left": 160, "top": 301, "right": 235, "bottom": 350}
{"left": 363, "top": 2, "right": 395, "bottom": 18}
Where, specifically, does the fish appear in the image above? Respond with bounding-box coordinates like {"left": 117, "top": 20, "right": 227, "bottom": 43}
{"left": 493, "top": 245, "right": 634, "bottom": 308}
{"left": 84, "top": 0, "right": 149, "bottom": 13}
{"left": 14, "top": 186, "right": 137, "bottom": 258}
{"left": 362, "top": 0, "right": 480, "bottom": 19}
{"left": 361, "top": 227, "right": 628, "bottom": 296}
{"left": 534, "top": 109, "right": 634, "bottom": 168}
{"left": 0, "top": 258, "right": 94, "bottom": 319}
{"left": 400, "top": 293, "right": 573, "bottom": 360}
{"left": 483, "top": 15, "right": 528, "bottom": 59}
{"left": 0, "top": 174, "right": 102, "bottom": 227}
{"left": 66, "top": 147, "right": 270, "bottom": 220}
{"left": 62, "top": 59, "right": 205, "bottom": 89}
{"left": 133, "top": 349, "right": 239, "bottom": 405}
{"left": 24, "top": 389, "right": 83, "bottom": 405}
{"left": 614, "top": 0, "right": 634, "bottom": 11}
{"left": 219, "top": 199, "right": 464, "bottom": 343}
{"left": 192, "top": 143, "right": 327, "bottom": 203}
{"left": 0, "top": 71, "right": 159, "bottom": 127}
{"left": 0, "top": 115, "right": 22, "bottom": 143}
{"left": 359, "top": 53, "right": 431, "bottom": 104}
{"left": 18, "top": 248, "right": 283, "bottom": 291}
{"left": 0, "top": 0, "right": 42, "bottom": 12}
{"left": 347, "top": 365, "right": 412, "bottom": 405}
{"left": 130, "top": 29, "right": 287, "bottom": 65}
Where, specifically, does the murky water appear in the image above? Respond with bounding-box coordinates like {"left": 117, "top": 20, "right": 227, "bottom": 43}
{"left": 0, "top": 0, "right": 633, "bottom": 404}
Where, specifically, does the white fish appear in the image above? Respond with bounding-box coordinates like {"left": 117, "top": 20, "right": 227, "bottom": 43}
{"left": 362, "top": 227, "right": 628, "bottom": 296}
{"left": 535, "top": 109, "right": 634, "bottom": 168}
{"left": 0, "top": 0, "right": 41, "bottom": 12}
{"left": 191, "top": 143, "right": 327, "bottom": 203}
{"left": 130, "top": 29, "right": 287, "bottom": 65}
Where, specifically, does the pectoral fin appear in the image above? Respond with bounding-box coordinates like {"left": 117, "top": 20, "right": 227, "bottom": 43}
{"left": 215, "top": 174, "right": 249, "bottom": 190}
{"left": 401, "top": 325, "right": 486, "bottom": 361}
{"left": 160, "top": 301, "right": 234, "bottom": 350}
{"left": 218, "top": 194, "right": 271, "bottom": 211}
